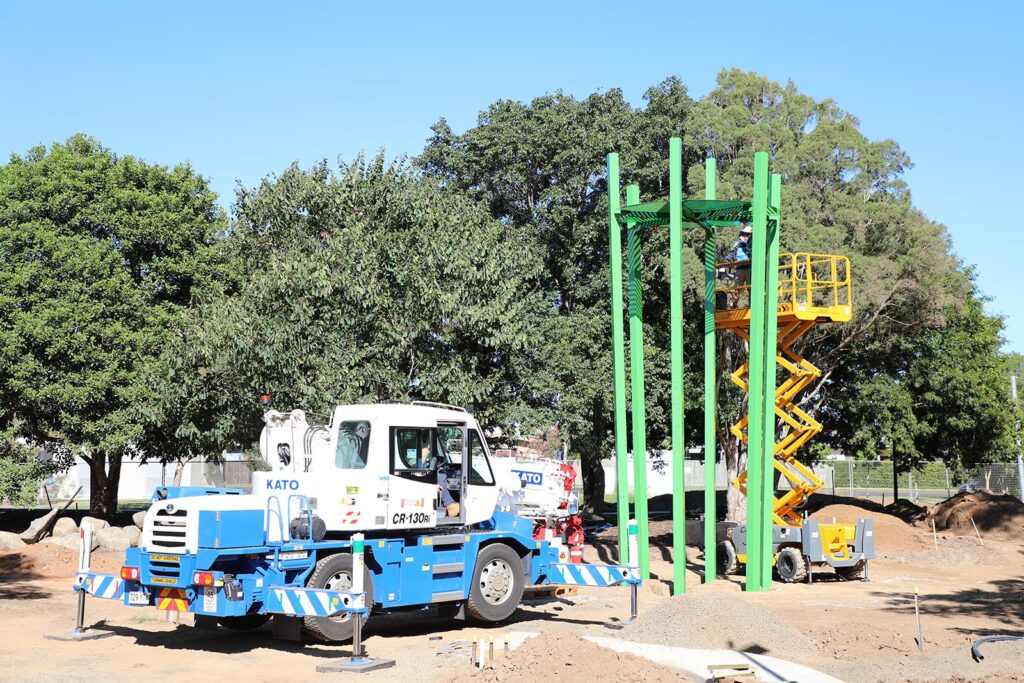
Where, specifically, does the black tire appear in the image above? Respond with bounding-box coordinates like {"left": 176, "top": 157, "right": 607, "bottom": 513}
{"left": 302, "top": 552, "right": 374, "bottom": 643}
{"left": 717, "top": 540, "right": 738, "bottom": 576}
{"left": 217, "top": 614, "right": 270, "bottom": 631}
{"left": 466, "top": 544, "right": 524, "bottom": 622}
{"left": 835, "top": 560, "right": 866, "bottom": 581}
{"left": 775, "top": 546, "right": 808, "bottom": 583}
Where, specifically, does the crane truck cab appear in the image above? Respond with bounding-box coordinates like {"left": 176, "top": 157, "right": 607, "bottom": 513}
{"left": 113, "top": 401, "right": 641, "bottom": 646}
{"left": 255, "top": 402, "right": 500, "bottom": 533}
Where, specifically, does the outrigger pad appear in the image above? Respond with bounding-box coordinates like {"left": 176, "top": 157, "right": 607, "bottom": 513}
{"left": 316, "top": 657, "right": 396, "bottom": 673}
{"left": 45, "top": 628, "right": 115, "bottom": 642}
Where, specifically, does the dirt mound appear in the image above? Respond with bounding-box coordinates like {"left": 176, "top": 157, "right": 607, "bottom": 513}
{"left": 810, "top": 504, "right": 929, "bottom": 550}
{"left": 456, "top": 631, "right": 684, "bottom": 682}
{"left": 617, "top": 592, "right": 817, "bottom": 663}
{"left": 0, "top": 543, "right": 122, "bottom": 580}
{"left": 925, "top": 491, "right": 1024, "bottom": 540}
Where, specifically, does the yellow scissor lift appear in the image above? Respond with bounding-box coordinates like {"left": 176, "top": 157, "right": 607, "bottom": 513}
{"left": 715, "top": 253, "right": 874, "bottom": 583}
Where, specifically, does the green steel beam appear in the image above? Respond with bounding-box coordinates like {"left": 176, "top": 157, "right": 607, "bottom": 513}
{"left": 619, "top": 199, "right": 779, "bottom": 226}
{"left": 626, "top": 183, "right": 650, "bottom": 580}
{"left": 703, "top": 158, "right": 717, "bottom": 583}
{"left": 760, "top": 173, "right": 782, "bottom": 590}
{"left": 669, "top": 138, "right": 686, "bottom": 594}
{"left": 745, "top": 152, "right": 770, "bottom": 591}
{"left": 607, "top": 153, "right": 630, "bottom": 564}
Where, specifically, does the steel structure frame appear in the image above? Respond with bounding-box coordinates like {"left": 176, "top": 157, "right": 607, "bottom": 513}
{"left": 607, "top": 139, "right": 780, "bottom": 593}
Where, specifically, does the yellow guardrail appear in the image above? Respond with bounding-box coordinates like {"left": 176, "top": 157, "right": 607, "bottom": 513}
{"left": 716, "top": 252, "right": 852, "bottom": 318}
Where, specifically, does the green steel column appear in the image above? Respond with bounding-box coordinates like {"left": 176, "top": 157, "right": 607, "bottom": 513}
{"left": 669, "top": 137, "right": 686, "bottom": 594}
{"left": 703, "top": 158, "right": 717, "bottom": 583}
{"left": 626, "top": 183, "right": 650, "bottom": 580}
{"left": 745, "top": 152, "right": 770, "bottom": 591}
{"left": 760, "top": 173, "right": 782, "bottom": 591}
{"left": 607, "top": 153, "right": 630, "bottom": 563}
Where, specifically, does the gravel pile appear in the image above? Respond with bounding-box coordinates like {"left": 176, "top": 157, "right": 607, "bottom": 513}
{"left": 617, "top": 593, "right": 818, "bottom": 663}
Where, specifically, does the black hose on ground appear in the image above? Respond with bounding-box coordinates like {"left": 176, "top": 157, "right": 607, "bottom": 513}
{"left": 971, "top": 635, "right": 1023, "bottom": 662}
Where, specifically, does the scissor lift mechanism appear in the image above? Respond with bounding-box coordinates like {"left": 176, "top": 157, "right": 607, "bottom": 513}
{"left": 715, "top": 253, "right": 874, "bottom": 582}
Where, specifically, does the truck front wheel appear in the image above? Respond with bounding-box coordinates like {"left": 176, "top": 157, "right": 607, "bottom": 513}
{"left": 466, "top": 544, "right": 524, "bottom": 622}
{"left": 303, "top": 552, "right": 374, "bottom": 643}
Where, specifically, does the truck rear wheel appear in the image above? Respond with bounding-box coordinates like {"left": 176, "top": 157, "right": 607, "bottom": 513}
{"left": 775, "top": 546, "right": 808, "bottom": 583}
{"left": 466, "top": 544, "right": 524, "bottom": 622}
{"left": 303, "top": 553, "right": 374, "bottom": 643}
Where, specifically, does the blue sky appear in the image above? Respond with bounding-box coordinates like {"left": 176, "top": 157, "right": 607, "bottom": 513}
{"left": 2, "top": 2, "right": 1022, "bottom": 352}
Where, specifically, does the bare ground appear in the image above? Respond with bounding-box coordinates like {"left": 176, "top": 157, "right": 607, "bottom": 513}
{"left": 0, "top": 512, "right": 1021, "bottom": 682}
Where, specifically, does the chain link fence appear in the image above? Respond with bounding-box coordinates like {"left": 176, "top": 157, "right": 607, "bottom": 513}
{"left": 811, "top": 460, "right": 1022, "bottom": 505}
{"left": 600, "top": 456, "right": 1024, "bottom": 505}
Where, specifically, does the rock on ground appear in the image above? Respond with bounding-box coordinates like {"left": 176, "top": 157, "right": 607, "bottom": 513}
{"left": 79, "top": 516, "right": 110, "bottom": 530}
{"left": 19, "top": 509, "right": 60, "bottom": 544}
{"left": 132, "top": 510, "right": 147, "bottom": 529}
{"left": 0, "top": 530, "right": 28, "bottom": 551}
{"left": 41, "top": 533, "right": 99, "bottom": 552}
{"left": 52, "top": 517, "right": 78, "bottom": 537}
{"left": 122, "top": 526, "right": 141, "bottom": 547}
{"left": 94, "top": 526, "right": 130, "bottom": 552}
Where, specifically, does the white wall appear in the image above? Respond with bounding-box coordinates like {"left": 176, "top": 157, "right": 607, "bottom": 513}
{"left": 40, "top": 455, "right": 246, "bottom": 503}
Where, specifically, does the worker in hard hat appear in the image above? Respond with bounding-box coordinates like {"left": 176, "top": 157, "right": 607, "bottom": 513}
{"left": 726, "top": 224, "right": 753, "bottom": 306}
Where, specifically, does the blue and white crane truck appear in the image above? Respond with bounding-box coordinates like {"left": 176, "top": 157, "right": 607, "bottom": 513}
{"left": 73, "top": 402, "right": 640, "bottom": 644}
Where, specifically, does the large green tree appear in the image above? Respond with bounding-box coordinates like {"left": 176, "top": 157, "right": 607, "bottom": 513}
{"left": 0, "top": 135, "right": 228, "bottom": 516}
{"left": 151, "top": 154, "right": 543, "bottom": 450}
{"left": 421, "top": 69, "right": 1009, "bottom": 520}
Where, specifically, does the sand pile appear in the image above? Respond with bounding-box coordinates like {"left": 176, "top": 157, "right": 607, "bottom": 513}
{"left": 456, "top": 631, "right": 684, "bottom": 682}
{"left": 618, "top": 593, "right": 817, "bottom": 663}
{"left": 0, "top": 544, "right": 122, "bottom": 580}
{"left": 810, "top": 504, "right": 929, "bottom": 550}
{"left": 925, "top": 491, "right": 1024, "bottom": 540}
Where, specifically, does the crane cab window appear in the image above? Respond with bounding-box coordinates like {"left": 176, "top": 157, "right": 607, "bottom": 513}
{"left": 392, "top": 427, "right": 438, "bottom": 478}
{"left": 335, "top": 421, "right": 371, "bottom": 469}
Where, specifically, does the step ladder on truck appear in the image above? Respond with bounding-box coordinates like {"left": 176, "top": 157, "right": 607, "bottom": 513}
{"left": 714, "top": 253, "right": 875, "bottom": 583}
{"left": 72, "top": 402, "right": 640, "bottom": 644}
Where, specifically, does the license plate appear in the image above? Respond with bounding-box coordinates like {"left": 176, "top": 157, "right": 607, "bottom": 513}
{"left": 128, "top": 591, "right": 149, "bottom": 606}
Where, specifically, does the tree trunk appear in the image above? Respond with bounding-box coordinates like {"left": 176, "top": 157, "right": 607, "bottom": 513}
{"left": 581, "top": 396, "right": 607, "bottom": 515}
{"left": 171, "top": 456, "right": 192, "bottom": 488}
{"left": 88, "top": 451, "right": 122, "bottom": 520}
{"left": 724, "top": 436, "right": 747, "bottom": 523}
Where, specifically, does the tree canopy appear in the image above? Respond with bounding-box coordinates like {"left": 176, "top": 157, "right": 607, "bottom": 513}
{"left": 1, "top": 71, "right": 1016, "bottom": 520}
{"left": 0, "top": 135, "right": 228, "bottom": 514}
{"left": 150, "top": 154, "right": 544, "bottom": 451}
{"left": 421, "top": 69, "right": 1016, "bottom": 516}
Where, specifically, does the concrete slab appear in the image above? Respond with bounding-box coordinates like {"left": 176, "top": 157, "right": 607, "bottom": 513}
{"left": 585, "top": 636, "right": 843, "bottom": 683}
